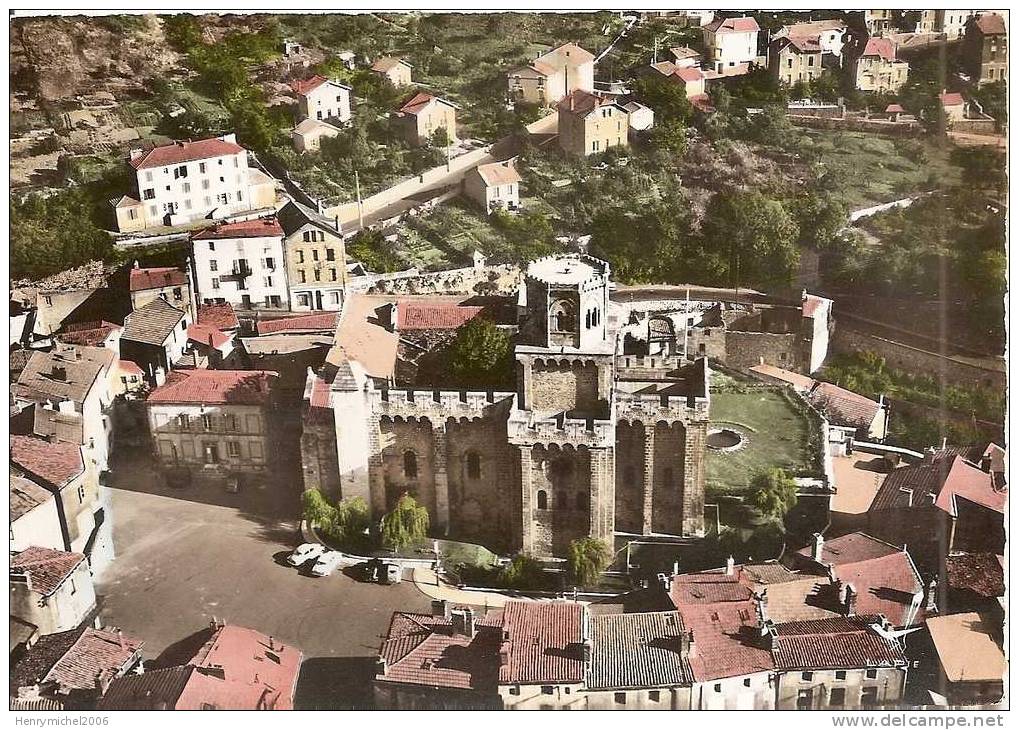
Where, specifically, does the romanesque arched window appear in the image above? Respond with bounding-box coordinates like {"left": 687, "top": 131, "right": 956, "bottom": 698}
{"left": 550, "top": 299, "right": 576, "bottom": 333}
{"left": 466, "top": 451, "right": 481, "bottom": 480}
{"left": 537, "top": 490, "right": 548, "bottom": 510}
{"left": 404, "top": 450, "right": 418, "bottom": 479}
{"left": 576, "top": 491, "right": 589, "bottom": 511}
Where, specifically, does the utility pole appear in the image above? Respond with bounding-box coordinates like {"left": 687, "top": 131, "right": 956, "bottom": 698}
{"left": 355, "top": 170, "right": 364, "bottom": 230}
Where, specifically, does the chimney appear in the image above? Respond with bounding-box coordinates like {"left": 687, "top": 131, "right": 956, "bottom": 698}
{"left": 451, "top": 607, "right": 476, "bottom": 638}
{"left": 725, "top": 555, "right": 735, "bottom": 576}
{"left": 499, "top": 642, "right": 510, "bottom": 667}
{"left": 95, "top": 671, "right": 105, "bottom": 692}
{"left": 843, "top": 583, "right": 858, "bottom": 616}
{"left": 375, "top": 655, "right": 387, "bottom": 676}
{"left": 133, "top": 260, "right": 140, "bottom": 269}
{"left": 811, "top": 532, "right": 824, "bottom": 561}
{"left": 657, "top": 572, "right": 672, "bottom": 593}
{"left": 980, "top": 455, "right": 992, "bottom": 473}
{"left": 581, "top": 637, "right": 592, "bottom": 663}
{"left": 51, "top": 365, "right": 67, "bottom": 381}
{"left": 925, "top": 577, "right": 938, "bottom": 611}
{"left": 117, "top": 629, "right": 125, "bottom": 650}
{"left": 685, "top": 630, "right": 697, "bottom": 659}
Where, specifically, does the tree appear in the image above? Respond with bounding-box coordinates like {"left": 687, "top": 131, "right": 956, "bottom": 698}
{"left": 632, "top": 73, "right": 694, "bottom": 124}
{"left": 746, "top": 468, "right": 798, "bottom": 520}
{"left": 11, "top": 189, "right": 114, "bottom": 280}
{"left": 793, "top": 192, "right": 847, "bottom": 250}
{"left": 346, "top": 229, "right": 404, "bottom": 273}
{"left": 380, "top": 493, "right": 430, "bottom": 551}
{"left": 566, "top": 537, "right": 611, "bottom": 587}
{"left": 332, "top": 496, "right": 372, "bottom": 544}
{"left": 700, "top": 190, "right": 800, "bottom": 289}
{"left": 500, "top": 554, "right": 545, "bottom": 590}
{"left": 302, "top": 488, "right": 337, "bottom": 527}
{"left": 429, "top": 125, "right": 451, "bottom": 148}
{"left": 447, "top": 318, "right": 513, "bottom": 388}
{"left": 649, "top": 119, "right": 687, "bottom": 156}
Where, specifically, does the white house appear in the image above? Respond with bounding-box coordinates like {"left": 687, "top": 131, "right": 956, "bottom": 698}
{"left": 463, "top": 160, "right": 522, "bottom": 214}
{"left": 774, "top": 19, "right": 848, "bottom": 59}
{"left": 111, "top": 134, "right": 278, "bottom": 233}
{"left": 292, "top": 75, "right": 353, "bottom": 124}
{"left": 623, "top": 101, "right": 655, "bottom": 131}
{"left": 191, "top": 217, "right": 290, "bottom": 311}
{"left": 507, "top": 43, "right": 596, "bottom": 107}
{"left": 10, "top": 475, "right": 63, "bottom": 553}
{"left": 703, "top": 15, "right": 762, "bottom": 74}
{"left": 292, "top": 118, "right": 342, "bottom": 153}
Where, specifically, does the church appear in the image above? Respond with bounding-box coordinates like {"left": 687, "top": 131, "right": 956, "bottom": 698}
{"left": 301, "top": 254, "right": 710, "bottom": 557}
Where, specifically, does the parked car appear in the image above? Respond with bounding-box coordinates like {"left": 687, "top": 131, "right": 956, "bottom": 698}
{"left": 310, "top": 550, "right": 346, "bottom": 577}
{"left": 287, "top": 543, "right": 326, "bottom": 567}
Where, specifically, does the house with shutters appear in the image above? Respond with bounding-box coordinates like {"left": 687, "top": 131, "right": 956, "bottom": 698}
{"left": 963, "top": 13, "right": 1007, "bottom": 86}
{"left": 110, "top": 134, "right": 277, "bottom": 233}
{"left": 557, "top": 90, "right": 630, "bottom": 157}
{"left": 120, "top": 297, "right": 190, "bottom": 384}
{"left": 145, "top": 369, "right": 278, "bottom": 477}
{"left": 852, "top": 37, "right": 909, "bottom": 92}
{"left": 10, "top": 546, "right": 97, "bottom": 637}
{"left": 371, "top": 57, "right": 413, "bottom": 87}
{"left": 291, "top": 74, "right": 352, "bottom": 125}
{"left": 393, "top": 92, "right": 459, "bottom": 147}
{"left": 463, "top": 160, "right": 522, "bottom": 214}
{"left": 506, "top": 43, "right": 596, "bottom": 107}
{"left": 703, "top": 16, "right": 762, "bottom": 74}
{"left": 190, "top": 217, "right": 290, "bottom": 311}
{"left": 129, "top": 263, "right": 193, "bottom": 318}
{"left": 279, "top": 200, "right": 349, "bottom": 312}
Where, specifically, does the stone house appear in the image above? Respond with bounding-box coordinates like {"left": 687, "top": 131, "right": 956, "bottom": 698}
{"left": 963, "top": 13, "right": 1007, "bottom": 85}
{"left": 557, "top": 90, "right": 630, "bottom": 158}
{"left": 852, "top": 37, "right": 909, "bottom": 93}
{"left": 111, "top": 135, "right": 277, "bottom": 233}
{"left": 120, "top": 297, "right": 190, "bottom": 385}
{"left": 371, "top": 57, "right": 413, "bottom": 87}
{"left": 10, "top": 433, "right": 115, "bottom": 578}
{"left": 703, "top": 16, "right": 761, "bottom": 74}
{"left": 13, "top": 344, "right": 116, "bottom": 473}
{"left": 939, "top": 91, "right": 968, "bottom": 124}
{"left": 770, "top": 36, "right": 824, "bottom": 87}
{"left": 191, "top": 217, "right": 290, "bottom": 311}
{"left": 674, "top": 66, "right": 707, "bottom": 99}
{"left": 291, "top": 75, "right": 352, "bottom": 125}
{"left": 463, "top": 160, "right": 522, "bottom": 214}
{"left": 146, "top": 369, "right": 278, "bottom": 477}
{"left": 128, "top": 264, "right": 193, "bottom": 319}
{"left": 507, "top": 43, "right": 596, "bottom": 107}
{"left": 10, "top": 546, "right": 97, "bottom": 636}
{"left": 278, "top": 200, "right": 349, "bottom": 312}
{"left": 301, "top": 255, "right": 711, "bottom": 558}
{"left": 291, "top": 118, "right": 342, "bottom": 153}
{"left": 773, "top": 19, "right": 848, "bottom": 59}
{"left": 393, "top": 92, "right": 459, "bottom": 147}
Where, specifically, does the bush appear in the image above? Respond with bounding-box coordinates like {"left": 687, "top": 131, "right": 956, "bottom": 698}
{"left": 380, "top": 493, "right": 430, "bottom": 551}
{"left": 500, "top": 554, "right": 546, "bottom": 590}
{"left": 746, "top": 468, "right": 798, "bottom": 520}
{"left": 566, "top": 537, "right": 611, "bottom": 588}
{"left": 447, "top": 318, "right": 514, "bottom": 388}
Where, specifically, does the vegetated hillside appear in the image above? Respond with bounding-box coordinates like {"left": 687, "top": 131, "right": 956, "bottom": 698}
{"left": 10, "top": 15, "right": 181, "bottom": 102}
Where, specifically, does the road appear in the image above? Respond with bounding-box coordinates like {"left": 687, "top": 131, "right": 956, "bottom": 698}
{"left": 95, "top": 448, "right": 432, "bottom": 708}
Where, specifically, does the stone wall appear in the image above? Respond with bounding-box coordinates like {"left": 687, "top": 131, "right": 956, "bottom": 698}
{"left": 526, "top": 443, "right": 594, "bottom": 556}
{"left": 378, "top": 417, "right": 438, "bottom": 518}
{"left": 651, "top": 421, "right": 686, "bottom": 535}
{"left": 529, "top": 361, "right": 600, "bottom": 413}
{"left": 724, "top": 330, "right": 801, "bottom": 371}
{"left": 788, "top": 114, "right": 922, "bottom": 137}
{"left": 832, "top": 326, "right": 1006, "bottom": 390}
{"left": 614, "top": 421, "right": 645, "bottom": 534}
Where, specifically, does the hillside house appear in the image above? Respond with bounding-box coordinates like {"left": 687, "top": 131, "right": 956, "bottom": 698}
{"left": 703, "top": 16, "right": 761, "bottom": 74}
{"left": 393, "top": 92, "right": 459, "bottom": 147}
{"left": 463, "top": 160, "right": 522, "bottom": 214}
{"left": 963, "top": 13, "right": 1007, "bottom": 85}
{"left": 770, "top": 36, "right": 824, "bottom": 87}
{"left": 852, "top": 37, "right": 909, "bottom": 92}
{"left": 371, "top": 57, "right": 413, "bottom": 87}
{"left": 129, "top": 264, "right": 192, "bottom": 318}
{"left": 279, "top": 200, "right": 349, "bottom": 311}
{"left": 507, "top": 43, "right": 596, "bottom": 106}
{"left": 557, "top": 90, "right": 630, "bottom": 157}
{"left": 191, "top": 217, "right": 290, "bottom": 311}
{"left": 774, "top": 19, "right": 848, "bottom": 58}
{"left": 291, "top": 75, "right": 352, "bottom": 124}
{"left": 292, "top": 118, "right": 342, "bottom": 153}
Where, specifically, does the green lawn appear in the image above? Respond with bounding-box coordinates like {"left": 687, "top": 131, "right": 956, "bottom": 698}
{"left": 706, "top": 379, "right": 818, "bottom": 497}
{"left": 796, "top": 129, "right": 962, "bottom": 210}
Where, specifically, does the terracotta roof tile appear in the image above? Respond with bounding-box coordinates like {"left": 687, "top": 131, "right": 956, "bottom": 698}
{"left": 291, "top": 75, "right": 329, "bottom": 95}
{"left": 130, "top": 267, "right": 188, "bottom": 292}
{"left": 33, "top": 407, "right": 85, "bottom": 446}
{"left": 192, "top": 217, "right": 284, "bottom": 240}
{"left": 11, "top": 434, "right": 84, "bottom": 487}
{"left": 188, "top": 323, "right": 231, "bottom": 349}
{"left": 56, "top": 320, "right": 121, "bottom": 347}
{"left": 675, "top": 66, "right": 706, "bottom": 82}
{"left": 257, "top": 312, "right": 338, "bottom": 335}
{"left": 398, "top": 92, "right": 457, "bottom": 116}
{"left": 873, "top": 455, "right": 1005, "bottom": 515}
{"left": 498, "top": 601, "right": 585, "bottom": 684}
{"left": 129, "top": 137, "right": 244, "bottom": 170}
{"left": 940, "top": 92, "right": 965, "bottom": 107}
{"left": 473, "top": 161, "right": 522, "bottom": 187}
{"left": 147, "top": 370, "right": 275, "bottom": 406}
{"left": 946, "top": 552, "right": 1005, "bottom": 599}
{"left": 10, "top": 472, "right": 54, "bottom": 522}
{"left": 372, "top": 57, "right": 410, "bottom": 73}
{"left": 196, "top": 303, "right": 239, "bottom": 330}
{"left": 975, "top": 13, "right": 1006, "bottom": 36}
{"left": 43, "top": 627, "right": 144, "bottom": 692}
{"left": 772, "top": 616, "right": 906, "bottom": 670}
{"left": 806, "top": 382, "right": 881, "bottom": 430}
{"left": 706, "top": 16, "right": 761, "bottom": 33}
{"left": 11, "top": 546, "right": 86, "bottom": 596}
{"left": 862, "top": 37, "right": 897, "bottom": 61}
{"left": 397, "top": 303, "right": 484, "bottom": 331}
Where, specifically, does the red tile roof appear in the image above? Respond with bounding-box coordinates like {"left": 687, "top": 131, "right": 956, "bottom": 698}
{"left": 117, "top": 359, "right": 144, "bottom": 376}
{"left": 11, "top": 546, "right": 86, "bottom": 596}
{"left": 588, "top": 611, "right": 693, "bottom": 690}
{"left": 56, "top": 321, "right": 121, "bottom": 347}
{"left": 669, "top": 573, "right": 773, "bottom": 681}
{"left": 197, "top": 303, "right": 239, "bottom": 330}
{"left": 192, "top": 217, "right": 284, "bottom": 240}
{"left": 975, "top": 13, "right": 1006, "bottom": 36}
{"left": 187, "top": 323, "right": 231, "bottom": 349}
{"left": 802, "top": 293, "right": 828, "bottom": 318}
{"left": 129, "top": 137, "right": 244, "bottom": 170}
{"left": 183, "top": 625, "right": 302, "bottom": 710}
{"left": 372, "top": 57, "right": 410, "bottom": 73}
{"left": 147, "top": 370, "right": 276, "bottom": 406}
{"left": 257, "top": 311, "right": 338, "bottom": 335}
{"left": 795, "top": 532, "right": 899, "bottom": 567}
{"left": 44, "top": 627, "right": 144, "bottom": 692}
{"left": 675, "top": 66, "right": 706, "bottom": 83}
{"left": 806, "top": 381, "right": 882, "bottom": 431}
{"left": 398, "top": 92, "right": 456, "bottom": 116}
{"left": 862, "top": 37, "right": 897, "bottom": 61}
{"left": 558, "top": 89, "right": 619, "bottom": 116}
{"left": 498, "top": 601, "right": 585, "bottom": 684}
{"left": 378, "top": 610, "right": 501, "bottom": 691}
{"left": 130, "top": 266, "right": 188, "bottom": 292}
{"left": 10, "top": 473, "right": 54, "bottom": 522}
{"left": 706, "top": 16, "right": 761, "bottom": 33}
{"left": 291, "top": 75, "right": 329, "bottom": 95}
{"left": 940, "top": 92, "right": 965, "bottom": 107}
{"left": 11, "top": 434, "right": 84, "bottom": 487}
{"left": 397, "top": 302, "right": 484, "bottom": 331}
{"left": 886, "top": 104, "right": 905, "bottom": 113}
{"left": 474, "top": 161, "right": 522, "bottom": 187}
{"left": 772, "top": 616, "right": 906, "bottom": 670}
{"left": 946, "top": 552, "right": 1005, "bottom": 599}
{"left": 872, "top": 454, "right": 1006, "bottom": 515}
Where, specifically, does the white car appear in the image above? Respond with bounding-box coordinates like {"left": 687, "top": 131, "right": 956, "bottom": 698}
{"left": 287, "top": 543, "right": 326, "bottom": 567}
{"left": 309, "top": 550, "right": 346, "bottom": 577}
